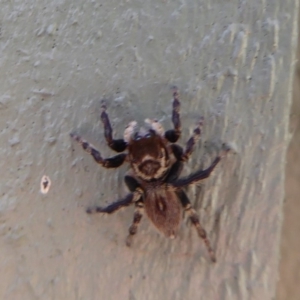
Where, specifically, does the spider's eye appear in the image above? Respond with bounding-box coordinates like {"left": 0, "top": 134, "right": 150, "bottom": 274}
{"left": 145, "top": 132, "right": 152, "bottom": 138}
{"left": 134, "top": 132, "right": 141, "bottom": 140}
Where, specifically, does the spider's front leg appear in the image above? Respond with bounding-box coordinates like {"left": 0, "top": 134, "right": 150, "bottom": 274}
{"left": 70, "top": 133, "right": 127, "bottom": 168}
{"left": 101, "top": 104, "right": 127, "bottom": 153}
{"left": 182, "top": 117, "right": 204, "bottom": 161}
{"left": 166, "top": 139, "right": 201, "bottom": 182}
{"left": 165, "top": 87, "right": 181, "bottom": 143}
{"left": 177, "top": 190, "right": 216, "bottom": 263}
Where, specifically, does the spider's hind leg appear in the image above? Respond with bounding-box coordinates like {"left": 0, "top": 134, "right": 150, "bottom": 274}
{"left": 124, "top": 175, "right": 145, "bottom": 246}
{"left": 101, "top": 104, "right": 127, "bottom": 152}
{"left": 126, "top": 201, "right": 144, "bottom": 246}
{"left": 165, "top": 87, "right": 181, "bottom": 143}
{"left": 177, "top": 190, "right": 216, "bottom": 263}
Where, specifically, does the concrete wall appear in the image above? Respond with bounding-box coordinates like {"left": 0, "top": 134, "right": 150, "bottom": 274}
{"left": 276, "top": 8, "right": 300, "bottom": 300}
{"left": 0, "top": 1, "right": 298, "bottom": 299}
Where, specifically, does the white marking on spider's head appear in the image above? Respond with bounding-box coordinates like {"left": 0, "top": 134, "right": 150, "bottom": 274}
{"left": 138, "top": 126, "right": 147, "bottom": 137}
{"left": 124, "top": 121, "right": 137, "bottom": 142}
{"left": 145, "top": 118, "right": 165, "bottom": 136}
{"left": 40, "top": 175, "right": 51, "bottom": 194}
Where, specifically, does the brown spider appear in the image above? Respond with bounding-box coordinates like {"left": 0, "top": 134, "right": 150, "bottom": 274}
{"left": 70, "top": 88, "right": 227, "bottom": 262}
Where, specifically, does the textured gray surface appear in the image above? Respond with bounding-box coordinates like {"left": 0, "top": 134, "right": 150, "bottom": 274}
{"left": 0, "top": 1, "right": 298, "bottom": 299}
{"left": 276, "top": 12, "right": 300, "bottom": 299}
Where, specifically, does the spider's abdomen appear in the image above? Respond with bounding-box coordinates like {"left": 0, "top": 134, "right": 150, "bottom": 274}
{"left": 144, "top": 189, "right": 182, "bottom": 238}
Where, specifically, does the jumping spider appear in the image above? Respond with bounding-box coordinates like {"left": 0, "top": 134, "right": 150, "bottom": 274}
{"left": 71, "top": 88, "right": 227, "bottom": 262}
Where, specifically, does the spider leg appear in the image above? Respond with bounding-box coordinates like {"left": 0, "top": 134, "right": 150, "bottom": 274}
{"left": 126, "top": 201, "right": 144, "bottom": 246}
{"left": 165, "top": 160, "right": 184, "bottom": 182}
{"left": 177, "top": 190, "right": 216, "bottom": 262}
{"left": 101, "top": 104, "right": 127, "bottom": 152}
{"left": 123, "top": 176, "right": 145, "bottom": 246}
{"left": 71, "top": 133, "right": 126, "bottom": 168}
{"left": 171, "top": 145, "right": 230, "bottom": 188}
{"left": 165, "top": 87, "right": 181, "bottom": 143}
{"left": 86, "top": 188, "right": 143, "bottom": 214}
{"left": 172, "top": 155, "right": 222, "bottom": 188}
{"left": 124, "top": 175, "right": 141, "bottom": 192}
{"left": 181, "top": 117, "right": 204, "bottom": 161}
{"left": 163, "top": 144, "right": 184, "bottom": 183}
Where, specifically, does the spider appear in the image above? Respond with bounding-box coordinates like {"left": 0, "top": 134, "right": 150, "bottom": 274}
{"left": 70, "top": 88, "right": 227, "bottom": 262}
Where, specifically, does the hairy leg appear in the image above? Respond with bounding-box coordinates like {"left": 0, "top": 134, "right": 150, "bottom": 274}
{"left": 177, "top": 190, "right": 216, "bottom": 262}
{"left": 124, "top": 175, "right": 141, "bottom": 192}
{"left": 123, "top": 176, "right": 144, "bottom": 246}
{"left": 165, "top": 161, "right": 184, "bottom": 183}
{"left": 181, "top": 117, "right": 204, "bottom": 161}
{"left": 164, "top": 144, "right": 184, "bottom": 183}
{"left": 165, "top": 87, "right": 181, "bottom": 143}
{"left": 86, "top": 188, "right": 143, "bottom": 214}
{"left": 172, "top": 155, "right": 222, "bottom": 188}
{"left": 188, "top": 206, "right": 216, "bottom": 263}
{"left": 126, "top": 201, "right": 144, "bottom": 246}
{"left": 100, "top": 104, "right": 127, "bottom": 152}
{"left": 171, "top": 144, "right": 230, "bottom": 187}
{"left": 171, "top": 145, "right": 230, "bottom": 188}
{"left": 71, "top": 133, "right": 126, "bottom": 168}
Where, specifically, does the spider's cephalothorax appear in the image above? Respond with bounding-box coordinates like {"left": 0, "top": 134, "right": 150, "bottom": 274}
{"left": 124, "top": 120, "right": 172, "bottom": 181}
{"left": 70, "top": 88, "right": 227, "bottom": 262}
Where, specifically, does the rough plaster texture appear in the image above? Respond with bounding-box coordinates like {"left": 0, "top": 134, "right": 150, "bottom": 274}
{"left": 0, "top": 1, "right": 298, "bottom": 300}
{"left": 276, "top": 13, "right": 300, "bottom": 300}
